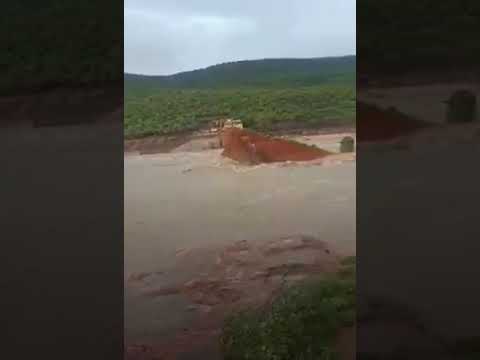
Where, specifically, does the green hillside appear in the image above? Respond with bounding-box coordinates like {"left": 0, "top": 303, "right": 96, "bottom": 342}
{"left": 124, "top": 56, "right": 355, "bottom": 96}
{"left": 124, "top": 56, "right": 356, "bottom": 139}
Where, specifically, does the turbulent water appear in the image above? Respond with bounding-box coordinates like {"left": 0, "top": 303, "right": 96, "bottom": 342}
{"left": 124, "top": 150, "right": 356, "bottom": 342}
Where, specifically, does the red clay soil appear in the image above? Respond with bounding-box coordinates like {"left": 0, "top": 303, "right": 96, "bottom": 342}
{"left": 357, "top": 101, "right": 433, "bottom": 143}
{"left": 125, "top": 236, "right": 342, "bottom": 360}
{"left": 221, "top": 127, "right": 332, "bottom": 164}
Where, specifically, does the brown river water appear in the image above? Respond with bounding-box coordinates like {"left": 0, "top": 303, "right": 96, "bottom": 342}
{"left": 124, "top": 147, "right": 356, "bottom": 343}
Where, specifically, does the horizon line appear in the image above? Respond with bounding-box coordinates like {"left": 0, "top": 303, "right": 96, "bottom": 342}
{"left": 125, "top": 54, "right": 356, "bottom": 77}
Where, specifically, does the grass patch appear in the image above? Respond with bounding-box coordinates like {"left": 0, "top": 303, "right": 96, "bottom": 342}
{"left": 220, "top": 258, "right": 356, "bottom": 360}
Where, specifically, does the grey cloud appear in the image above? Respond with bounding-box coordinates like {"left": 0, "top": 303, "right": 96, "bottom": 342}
{"left": 125, "top": 0, "right": 355, "bottom": 75}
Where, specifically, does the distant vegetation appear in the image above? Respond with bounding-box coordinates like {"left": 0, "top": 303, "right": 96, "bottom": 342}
{"left": 125, "top": 86, "right": 355, "bottom": 139}
{"left": 125, "top": 57, "right": 356, "bottom": 139}
{"left": 220, "top": 257, "right": 356, "bottom": 360}
{"left": 125, "top": 56, "right": 355, "bottom": 95}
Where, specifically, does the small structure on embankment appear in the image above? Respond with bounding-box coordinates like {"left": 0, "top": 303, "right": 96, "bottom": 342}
{"left": 210, "top": 118, "right": 243, "bottom": 133}
{"left": 220, "top": 127, "right": 332, "bottom": 165}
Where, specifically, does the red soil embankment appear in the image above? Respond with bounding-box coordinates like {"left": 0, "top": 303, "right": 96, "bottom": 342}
{"left": 221, "top": 127, "right": 332, "bottom": 164}
{"left": 357, "top": 101, "right": 433, "bottom": 142}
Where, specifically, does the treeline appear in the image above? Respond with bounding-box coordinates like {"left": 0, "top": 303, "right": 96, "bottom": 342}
{"left": 124, "top": 56, "right": 356, "bottom": 96}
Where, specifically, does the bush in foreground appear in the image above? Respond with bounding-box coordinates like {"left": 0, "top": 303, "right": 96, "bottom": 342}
{"left": 221, "top": 257, "right": 356, "bottom": 360}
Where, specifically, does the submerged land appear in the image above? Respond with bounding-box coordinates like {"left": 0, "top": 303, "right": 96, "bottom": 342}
{"left": 124, "top": 56, "right": 357, "bottom": 359}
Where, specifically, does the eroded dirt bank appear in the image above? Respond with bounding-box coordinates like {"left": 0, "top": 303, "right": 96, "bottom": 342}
{"left": 221, "top": 127, "right": 332, "bottom": 164}
{"left": 124, "top": 126, "right": 354, "bottom": 156}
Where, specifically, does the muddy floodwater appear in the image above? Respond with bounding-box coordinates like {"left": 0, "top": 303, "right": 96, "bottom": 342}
{"left": 124, "top": 148, "right": 355, "bottom": 343}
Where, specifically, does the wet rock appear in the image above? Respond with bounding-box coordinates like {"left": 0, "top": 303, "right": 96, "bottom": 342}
{"left": 226, "top": 240, "right": 250, "bottom": 252}
{"left": 185, "top": 280, "right": 243, "bottom": 306}
{"left": 227, "top": 270, "right": 245, "bottom": 282}
{"left": 262, "top": 238, "right": 304, "bottom": 255}
{"left": 217, "top": 287, "right": 243, "bottom": 302}
{"left": 184, "top": 279, "right": 201, "bottom": 289}
{"left": 249, "top": 271, "right": 269, "bottom": 280}
{"left": 216, "top": 241, "right": 260, "bottom": 267}
{"left": 140, "top": 236, "right": 340, "bottom": 320}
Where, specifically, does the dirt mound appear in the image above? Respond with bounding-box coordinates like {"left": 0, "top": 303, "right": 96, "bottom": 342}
{"left": 357, "top": 101, "right": 433, "bottom": 142}
{"left": 221, "top": 127, "right": 332, "bottom": 164}
{"left": 127, "top": 235, "right": 340, "bottom": 321}
{"left": 125, "top": 235, "right": 342, "bottom": 359}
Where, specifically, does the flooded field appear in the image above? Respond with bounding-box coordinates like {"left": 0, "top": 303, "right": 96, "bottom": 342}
{"left": 124, "top": 134, "right": 356, "bottom": 344}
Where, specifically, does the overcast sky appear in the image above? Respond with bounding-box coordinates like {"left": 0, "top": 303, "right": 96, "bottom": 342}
{"left": 125, "top": 0, "right": 356, "bottom": 75}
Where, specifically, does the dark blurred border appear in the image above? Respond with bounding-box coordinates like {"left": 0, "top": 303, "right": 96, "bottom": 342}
{"left": 358, "top": 0, "right": 480, "bottom": 80}
{"left": 2, "top": 2, "right": 124, "bottom": 360}
{"left": 357, "top": 1, "right": 480, "bottom": 359}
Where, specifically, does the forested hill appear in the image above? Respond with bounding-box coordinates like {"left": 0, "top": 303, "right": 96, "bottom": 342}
{"left": 124, "top": 56, "right": 355, "bottom": 94}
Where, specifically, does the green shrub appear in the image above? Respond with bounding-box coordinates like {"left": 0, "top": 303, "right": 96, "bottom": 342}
{"left": 221, "top": 258, "right": 356, "bottom": 360}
